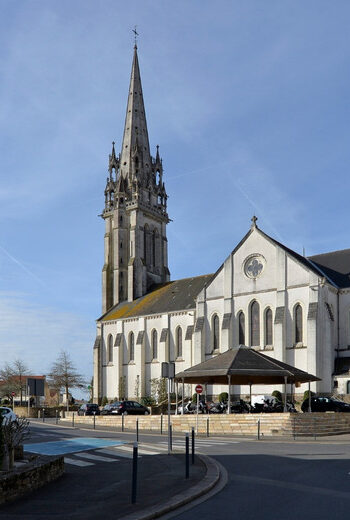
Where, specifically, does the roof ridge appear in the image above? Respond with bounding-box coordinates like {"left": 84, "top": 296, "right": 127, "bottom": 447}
{"left": 309, "top": 247, "right": 350, "bottom": 258}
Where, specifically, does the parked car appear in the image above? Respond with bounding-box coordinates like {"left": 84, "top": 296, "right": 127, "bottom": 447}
{"left": 77, "top": 403, "right": 100, "bottom": 416}
{"left": 101, "top": 404, "right": 114, "bottom": 415}
{"left": 109, "top": 401, "right": 150, "bottom": 415}
{"left": 301, "top": 396, "right": 350, "bottom": 413}
{"left": 0, "top": 406, "right": 18, "bottom": 424}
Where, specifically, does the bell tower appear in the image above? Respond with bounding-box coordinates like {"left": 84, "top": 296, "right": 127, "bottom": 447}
{"left": 101, "top": 45, "right": 170, "bottom": 313}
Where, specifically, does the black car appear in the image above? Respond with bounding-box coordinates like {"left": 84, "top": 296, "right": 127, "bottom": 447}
{"left": 301, "top": 396, "right": 350, "bottom": 413}
{"left": 78, "top": 403, "right": 101, "bottom": 416}
{"left": 109, "top": 400, "right": 150, "bottom": 415}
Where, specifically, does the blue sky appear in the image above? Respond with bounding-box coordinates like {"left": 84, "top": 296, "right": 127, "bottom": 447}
{"left": 1, "top": 1, "right": 350, "bottom": 397}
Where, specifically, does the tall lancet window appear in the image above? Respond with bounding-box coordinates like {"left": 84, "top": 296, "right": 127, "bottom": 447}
{"left": 265, "top": 308, "right": 273, "bottom": 346}
{"left": 295, "top": 304, "right": 303, "bottom": 343}
{"left": 129, "top": 332, "right": 135, "bottom": 362}
{"left": 238, "top": 311, "right": 245, "bottom": 345}
{"left": 212, "top": 314, "right": 220, "bottom": 351}
{"left": 176, "top": 326, "right": 183, "bottom": 358}
{"left": 151, "top": 329, "right": 158, "bottom": 360}
{"left": 107, "top": 334, "right": 113, "bottom": 363}
{"left": 250, "top": 301, "right": 260, "bottom": 346}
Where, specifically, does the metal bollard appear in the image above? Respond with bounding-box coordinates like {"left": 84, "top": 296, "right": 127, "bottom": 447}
{"left": 136, "top": 418, "right": 139, "bottom": 442}
{"left": 185, "top": 433, "right": 189, "bottom": 479}
{"left": 257, "top": 419, "right": 260, "bottom": 440}
{"left": 207, "top": 416, "right": 209, "bottom": 438}
{"left": 161, "top": 413, "right": 163, "bottom": 435}
{"left": 170, "top": 423, "right": 172, "bottom": 451}
{"left": 93, "top": 412, "right": 96, "bottom": 430}
{"left": 72, "top": 412, "right": 75, "bottom": 428}
{"left": 131, "top": 442, "right": 138, "bottom": 504}
{"left": 56, "top": 409, "right": 58, "bottom": 425}
{"left": 42, "top": 408, "right": 45, "bottom": 422}
{"left": 122, "top": 413, "right": 124, "bottom": 432}
{"left": 191, "top": 426, "right": 195, "bottom": 464}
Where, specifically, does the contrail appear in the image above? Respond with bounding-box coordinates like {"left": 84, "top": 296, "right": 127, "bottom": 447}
{"left": 0, "top": 245, "right": 45, "bottom": 286}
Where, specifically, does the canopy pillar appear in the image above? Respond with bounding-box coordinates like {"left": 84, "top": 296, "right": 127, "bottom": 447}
{"left": 227, "top": 375, "right": 231, "bottom": 414}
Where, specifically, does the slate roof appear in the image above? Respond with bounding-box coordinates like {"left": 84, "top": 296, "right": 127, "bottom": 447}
{"left": 174, "top": 345, "right": 320, "bottom": 385}
{"left": 308, "top": 249, "right": 350, "bottom": 288}
{"left": 100, "top": 274, "right": 213, "bottom": 322}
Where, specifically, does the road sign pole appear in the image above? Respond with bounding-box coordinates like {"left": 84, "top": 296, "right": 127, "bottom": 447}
{"left": 196, "top": 392, "right": 199, "bottom": 433}
{"left": 168, "top": 379, "right": 171, "bottom": 455}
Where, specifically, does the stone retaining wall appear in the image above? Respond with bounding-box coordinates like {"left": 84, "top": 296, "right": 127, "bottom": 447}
{"left": 62, "top": 412, "right": 350, "bottom": 437}
{"left": 0, "top": 455, "right": 64, "bottom": 504}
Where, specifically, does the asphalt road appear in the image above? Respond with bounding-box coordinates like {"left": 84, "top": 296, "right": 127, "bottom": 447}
{"left": 3, "top": 420, "right": 350, "bottom": 519}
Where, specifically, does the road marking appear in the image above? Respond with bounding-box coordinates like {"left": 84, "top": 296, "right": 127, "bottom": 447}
{"left": 98, "top": 448, "right": 141, "bottom": 459}
{"left": 75, "top": 452, "right": 119, "bottom": 462}
{"left": 64, "top": 457, "right": 94, "bottom": 467}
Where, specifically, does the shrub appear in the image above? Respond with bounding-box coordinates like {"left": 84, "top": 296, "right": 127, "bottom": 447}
{"left": 219, "top": 392, "right": 228, "bottom": 403}
{"left": 141, "top": 396, "right": 155, "bottom": 407}
{"left": 101, "top": 396, "right": 108, "bottom": 407}
{"left": 272, "top": 390, "right": 282, "bottom": 402}
{"left": 303, "top": 390, "right": 315, "bottom": 401}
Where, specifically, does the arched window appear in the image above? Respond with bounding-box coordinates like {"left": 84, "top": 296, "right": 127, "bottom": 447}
{"left": 238, "top": 312, "right": 245, "bottom": 344}
{"left": 152, "top": 230, "right": 156, "bottom": 267}
{"left": 108, "top": 334, "right": 113, "bottom": 363}
{"left": 144, "top": 225, "right": 149, "bottom": 265}
{"left": 250, "top": 301, "right": 260, "bottom": 346}
{"left": 152, "top": 329, "right": 158, "bottom": 360}
{"left": 176, "top": 327, "right": 183, "bottom": 358}
{"left": 265, "top": 308, "right": 273, "bottom": 346}
{"left": 212, "top": 314, "right": 220, "bottom": 351}
{"left": 295, "top": 304, "right": 303, "bottom": 343}
{"left": 129, "top": 332, "right": 135, "bottom": 362}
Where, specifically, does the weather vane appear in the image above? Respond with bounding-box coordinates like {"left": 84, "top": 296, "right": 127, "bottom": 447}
{"left": 132, "top": 26, "right": 139, "bottom": 47}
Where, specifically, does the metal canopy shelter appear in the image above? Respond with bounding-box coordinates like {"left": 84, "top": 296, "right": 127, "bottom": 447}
{"left": 174, "top": 345, "right": 320, "bottom": 413}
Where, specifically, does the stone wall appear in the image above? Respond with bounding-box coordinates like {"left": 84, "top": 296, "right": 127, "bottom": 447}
{"left": 0, "top": 455, "right": 64, "bottom": 504}
{"left": 62, "top": 412, "right": 350, "bottom": 437}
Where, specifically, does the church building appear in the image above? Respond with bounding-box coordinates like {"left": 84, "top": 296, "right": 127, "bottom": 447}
{"left": 93, "top": 46, "right": 350, "bottom": 403}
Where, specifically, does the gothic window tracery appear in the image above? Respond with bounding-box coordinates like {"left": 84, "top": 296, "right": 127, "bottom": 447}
{"left": 250, "top": 301, "right": 260, "bottom": 347}
{"left": 212, "top": 314, "right": 220, "bottom": 351}
{"left": 265, "top": 308, "right": 273, "bottom": 346}
{"left": 176, "top": 327, "right": 183, "bottom": 358}
{"left": 295, "top": 304, "right": 303, "bottom": 344}
{"left": 238, "top": 311, "right": 245, "bottom": 345}
{"left": 129, "top": 332, "right": 135, "bottom": 362}
{"left": 152, "top": 329, "right": 158, "bottom": 360}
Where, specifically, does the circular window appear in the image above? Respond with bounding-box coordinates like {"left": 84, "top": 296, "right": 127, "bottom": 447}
{"left": 244, "top": 255, "right": 265, "bottom": 279}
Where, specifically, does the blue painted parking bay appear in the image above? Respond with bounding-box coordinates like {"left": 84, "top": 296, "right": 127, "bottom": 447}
{"left": 24, "top": 437, "right": 126, "bottom": 455}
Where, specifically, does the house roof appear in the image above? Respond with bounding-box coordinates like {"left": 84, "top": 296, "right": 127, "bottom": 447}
{"left": 308, "top": 249, "right": 350, "bottom": 288}
{"left": 174, "top": 345, "right": 320, "bottom": 385}
{"left": 100, "top": 274, "right": 213, "bottom": 322}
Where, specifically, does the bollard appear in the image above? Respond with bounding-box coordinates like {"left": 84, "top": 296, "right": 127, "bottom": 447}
{"left": 257, "top": 419, "right": 260, "bottom": 440}
{"left": 42, "top": 408, "right": 45, "bottom": 423}
{"left": 131, "top": 442, "right": 138, "bottom": 504}
{"left": 72, "top": 412, "right": 75, "bottom": 428}
{"left": 170, "top": 423, "right": 172, "bottom": 452}
{"left": 93, "top": 412, "right": 96, "bottom": 430}
{"left": 56, "top": 409, "right": 58, "bottom": 425}
{"left": 207, "top": 416, "right": 209, "bottom": 438}
{"left": 161, "top": 413, "right": 163, "bottom": 435}
{"left": 191, "top": 426, "right": 195, "bottom": 464}
{"left": 122, "top": 413, "right": 124, "bottom": 432}
{"left": 185, "top": 433, "right": 189, "bottom": 479}
{"left": 136, "top": 419, "right": 139, "bottom": 442}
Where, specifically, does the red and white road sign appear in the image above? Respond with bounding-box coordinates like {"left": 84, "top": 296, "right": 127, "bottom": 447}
{"left": 195, "top": 384, "right": 203, "bottom": 394}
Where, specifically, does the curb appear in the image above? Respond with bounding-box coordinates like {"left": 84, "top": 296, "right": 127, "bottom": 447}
{"left": 118, "top": 454, "right": 221, "bottom": 520}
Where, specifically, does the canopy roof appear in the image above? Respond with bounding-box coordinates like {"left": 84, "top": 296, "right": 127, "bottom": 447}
{"left": 174, "top": 346, "right": 320, "bottom": 385}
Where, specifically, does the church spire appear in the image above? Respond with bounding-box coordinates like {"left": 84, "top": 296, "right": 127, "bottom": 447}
{"left": 119, "top": 45, "right": 151, "bottom": 182}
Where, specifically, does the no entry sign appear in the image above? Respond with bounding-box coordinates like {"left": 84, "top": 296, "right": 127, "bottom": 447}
{"left": 195, "top": 384, "right": 203, "bottom": 394}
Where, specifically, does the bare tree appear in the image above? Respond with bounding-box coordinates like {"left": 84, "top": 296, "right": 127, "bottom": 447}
{"left": 0, "top": 360, "right": 29, "bottom": 405}
{"left": 48, "top": 351, "right": 86, "bottom": 410}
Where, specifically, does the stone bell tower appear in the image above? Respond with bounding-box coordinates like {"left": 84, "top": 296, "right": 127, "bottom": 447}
{"left": 101, "top": 45, "right": 170, "bottom": 313}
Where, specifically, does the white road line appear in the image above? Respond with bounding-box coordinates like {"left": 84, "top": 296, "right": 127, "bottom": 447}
{"left": 64, "top": 457, "right": 94, "bottom": 467}
{"left": 98, "top": 448, "right": 140, "bottom": 459}
{"left": 74, "top": 452, "right": 120, "bottom": 462}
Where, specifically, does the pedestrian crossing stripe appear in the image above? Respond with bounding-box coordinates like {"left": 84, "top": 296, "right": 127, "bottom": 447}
{"left": 64, "top": 457, "right": 94, "bottom": 467}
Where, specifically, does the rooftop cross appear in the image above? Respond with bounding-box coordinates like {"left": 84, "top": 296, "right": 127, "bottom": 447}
{"left": 132, "top": 26, "right": 139, "bottom": 47}
{"left": 251, "top": 215, "right": 258, "bottom": 228}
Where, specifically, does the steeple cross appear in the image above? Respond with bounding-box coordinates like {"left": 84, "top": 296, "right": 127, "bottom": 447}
{"left": 132, "top": 26, "right": 139, "bottom": 47}
{"left": 251, "top": 215, "right": 258, "bottom": 228}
